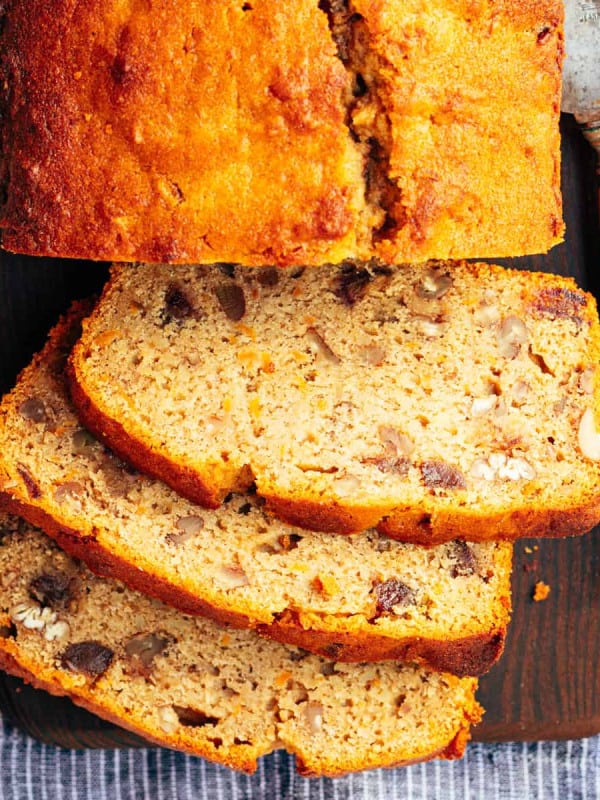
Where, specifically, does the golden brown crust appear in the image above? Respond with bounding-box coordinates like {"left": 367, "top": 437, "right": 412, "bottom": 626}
{"left": 0, "top": 493, "right": 508, "bottom": 676}
{"left": 266, "top": 492, "right": 600, "bottom": 543}
{"left": 264, "top": 612, "right": 506, "bottom": 677}
{"left": 1, "top": 0, "right": 563, "bottom": 264}
{"left": 0, "top": 0, "right": 364, "bottom": 267}
{"left": 359, "top": 0, "right": 565, "bottom": 262}
{"left": 293, "top": 730, "right": 474, "bottom": 778}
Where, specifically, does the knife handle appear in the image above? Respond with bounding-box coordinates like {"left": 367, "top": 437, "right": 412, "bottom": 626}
{"left": 575, "top": 114, "right": 600, "bottom": 167}
{"left": 575, "top": 114, "right": 600, "bottom": 224}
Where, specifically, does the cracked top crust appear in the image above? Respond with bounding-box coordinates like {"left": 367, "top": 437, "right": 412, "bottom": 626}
{"left": 0, "top": 0, "right": 563, "bottom": 265}
{"left": 350, "top": 0, "right": 565, "bottom": 262}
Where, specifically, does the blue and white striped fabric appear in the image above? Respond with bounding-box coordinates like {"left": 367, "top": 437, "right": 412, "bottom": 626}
{"left": 0, "top": 719, "right": 597, "bottom": 800}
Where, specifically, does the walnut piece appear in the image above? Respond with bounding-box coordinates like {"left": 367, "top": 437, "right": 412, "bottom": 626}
{"left": 158, "top": 705, "right": 179, "bottom": 733}
{"left": 306, "top": 327, "right": 341, "bottom": 364}
{"left": 415, "top": 270, "right": 453, "bottom": 300}
{"left": 473, "top": 302, "right": 500, "bottom": 327}
{"left": 10, "top": 601, "right": 56, "bottom": 631}
{"left": 217, "top": 565, "right": 250, "bottom": 589}
{"left": 497, "top": 316, "right": 528, "bottom": 359}
{"left": 53, "top": 481, "right": 85, "bottom": 504}
{"left": 166, "top": 514, "right": 205, "bottom": 545}
{"left": 420, "top": 460, "right": 466, "bottom": 490}
{"left": 124, "top": 631, "right": 170, "bottom": 668}
{"left": 305, "top": 701, "right": 324, "bottom": 734}
{"left": 470, "top": 396, "right": 497, "bottom": 417}
{"left": 533, "top": 287, "right": 586, "bottom": 321}
{"left": 378, "top": 425, "right": 415, "bottom": 456}
{"left": 363, "top": 455, "right": 410, "bottom": 475}
{"left": 470, "top": 453, "right": 536, "bottom": 481}
{"left": 10, "top": 598, "right": 71, "bottom": 641}
{"left": 577, "top": 408, "right": 600, "bottom": 461}
{"left": 71, "top": 429, "right": 101, "bottom": 456}
{"left": 16, "top": 464, "right": 41, "bottom": 499}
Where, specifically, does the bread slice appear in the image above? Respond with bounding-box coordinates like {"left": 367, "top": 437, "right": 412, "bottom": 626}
{"left": 0, "top": 303, "right": 511, "bottom": 676}
{"left": 0, "top": 512, "right": 482, "bottom": 776}
{"left": 68, "top": 261, "right": 600, "bottom": 542}
{"left": 0, "top": 1, "right": 563, "bottom": 264}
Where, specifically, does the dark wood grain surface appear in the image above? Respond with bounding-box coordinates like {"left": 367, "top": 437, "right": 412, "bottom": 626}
{"left": 0, "top": 115, "right": 598, "bottom": 748}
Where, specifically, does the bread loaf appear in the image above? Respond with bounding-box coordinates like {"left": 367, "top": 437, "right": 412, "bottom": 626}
{"left": 0, "top": 303, "right": 511, "bottom": 675}
{"left": 68, "top": 261, "right": 600, "bottom": 543}
{"left": 0, "top": 0, "right": 563, "bottom": 265}
{"left": 0, "top": 513, "right": 482, "bottom": 776}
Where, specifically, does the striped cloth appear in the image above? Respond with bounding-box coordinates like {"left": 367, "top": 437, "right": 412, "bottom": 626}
{"left": 0, "top": 720, "right": 597, "bottom": 800}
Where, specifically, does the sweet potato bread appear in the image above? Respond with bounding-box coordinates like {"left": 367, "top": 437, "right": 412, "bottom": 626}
{"left": 0, "top": 304, "right": 511, "bottom": 676}
{"left": 0, "top": 513, "right": 482, "bottom": 776}
{"left": 68, "top": 261, "right": 600, "bottom": 542}
{"left": 0, "top": 0, "right": 563, "bottom": 265}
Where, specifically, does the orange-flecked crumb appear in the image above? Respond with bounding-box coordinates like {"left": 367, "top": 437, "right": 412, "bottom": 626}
{"left": 260, "top": 353, "right": 275, "bottom": 373}
{"left": 275, "top": 670, "right": 293, "bottom": 687}
{"left": 236, "top": 348, "right": 273, "bottom": 372}
{"left": 289, "top": 562, "right": 310, "bottom": 574}
{"left": 93, "top": 329, "right": 121, "bottom": 348}
{"left": 532, "top": 581, "right": 551, "bottom": 602}
{"left": 249, "top": 396, "right": 262, "bottom": 419}
{"left": 235, "top": 323, "right": 257, "bottom": 340}
{"left": 291, "top": 375, "right": 307, "bottom": 391}
{"left": 312, "top": 574, "right": 341, "bottom": 598}
{"left": 51, "top": 425, "right": 69, "bottom": 437}
{"left": 291, "top": 350, "right": 310, "bottom": 364}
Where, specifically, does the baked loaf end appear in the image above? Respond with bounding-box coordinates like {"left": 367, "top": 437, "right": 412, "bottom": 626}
{"left": 0, "top": 1, "right": 563, "bottom": 264}
{"left": 68, "top": 261, "right": 600, "bottom": 542}
{"left": 333, "top": 0, "right": 565, "bottom": 262}
{"left": 0, "top": 513, "right": 483, "bottom": 776}
{"left": 0, "top": 0, "right": 367, "bottom": 267}
{"left": 0, "top": 303, "right": 511, "bottom": 676}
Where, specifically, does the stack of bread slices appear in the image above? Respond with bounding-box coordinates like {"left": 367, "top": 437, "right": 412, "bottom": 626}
{"left": 0, "top": 0, "right": 598, "bottom": 779}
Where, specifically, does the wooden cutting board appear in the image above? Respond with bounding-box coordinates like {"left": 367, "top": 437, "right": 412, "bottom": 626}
{"left": 0, "top": 114, "right": 598, "bottom": 747}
